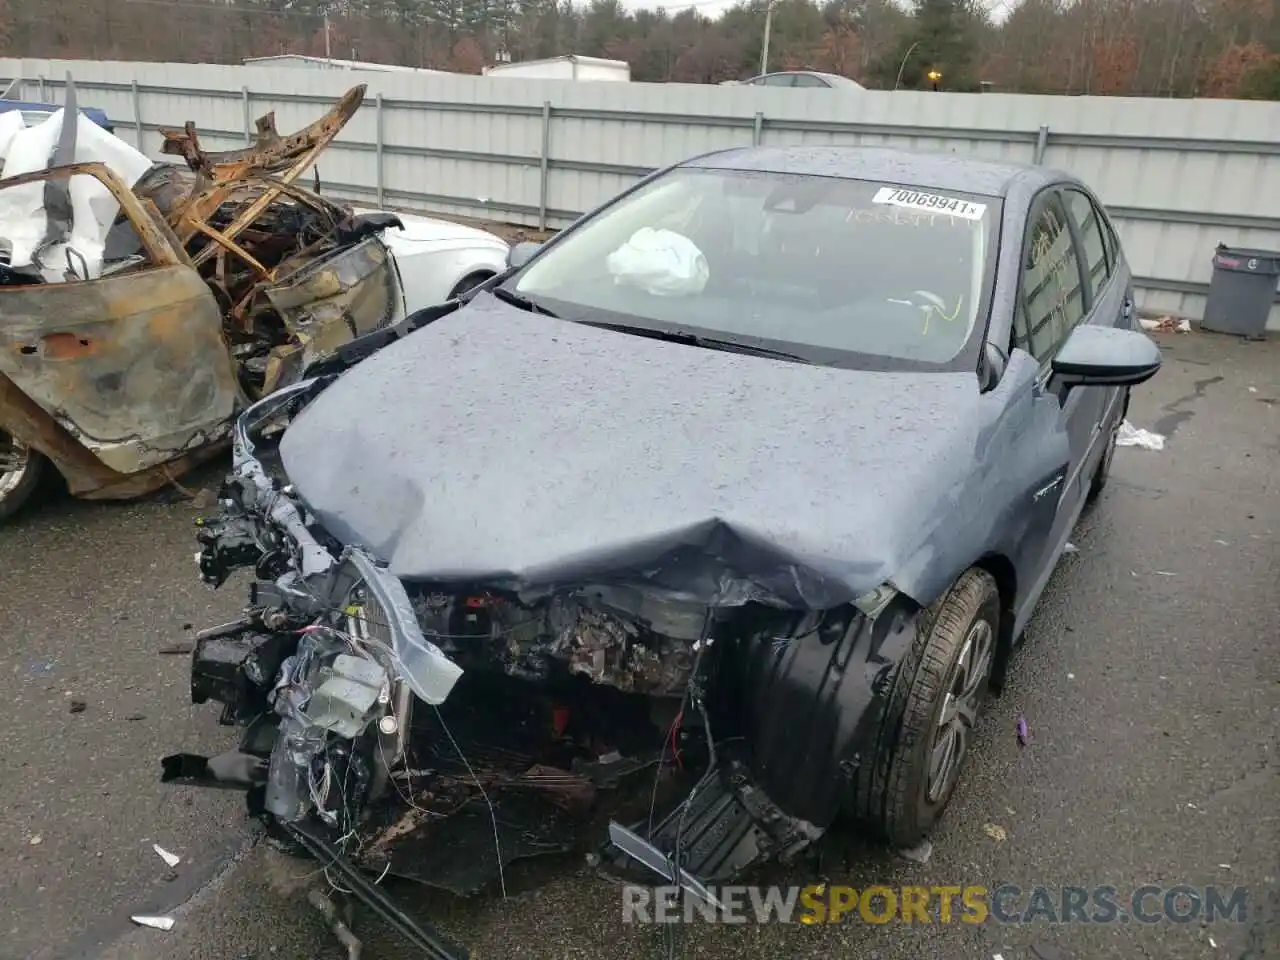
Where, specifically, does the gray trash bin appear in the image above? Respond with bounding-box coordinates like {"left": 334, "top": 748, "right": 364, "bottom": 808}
{"left": 1201, "top": 244, "right": 1280, "bottom": 338}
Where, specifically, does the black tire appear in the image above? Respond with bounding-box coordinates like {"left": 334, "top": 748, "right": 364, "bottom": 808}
{"left": 854, "top": 568, "right": 1000, "bottom": 848}
{"left": 0, "top": 435, "right": 44, "bottom": 523}
{"left": 1086, "top": 388, "right": 1129, "bottom": 507}
{"left": 448, "top": 271, "right": 494, "bottom": 300}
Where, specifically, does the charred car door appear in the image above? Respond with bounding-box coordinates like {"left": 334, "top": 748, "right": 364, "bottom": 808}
{"left": 0, "top": 162, "right": 238, "bottom": 497}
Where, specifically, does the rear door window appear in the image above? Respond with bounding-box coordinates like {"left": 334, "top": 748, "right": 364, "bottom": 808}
{"left": 1062, "top": 188, "right": 1109, "bottom": 302}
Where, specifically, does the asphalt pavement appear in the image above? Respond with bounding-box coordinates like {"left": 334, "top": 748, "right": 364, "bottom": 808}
{"left": 2, "top": 329, "right": 1277, "bottom": 960}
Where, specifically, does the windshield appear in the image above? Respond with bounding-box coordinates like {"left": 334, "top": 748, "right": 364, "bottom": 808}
{"left": 510, "top": 167, "right": 999, "bottom": 369}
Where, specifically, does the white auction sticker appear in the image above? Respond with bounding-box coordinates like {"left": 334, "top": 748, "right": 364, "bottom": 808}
{"left": 872, "top": 186, "right": 986, "bottom": 220}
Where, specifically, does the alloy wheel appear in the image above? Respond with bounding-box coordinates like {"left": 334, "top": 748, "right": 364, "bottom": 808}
{"left": 0, "top": 431, "right": 31, "bottom": 499}
{"left": 926, "top": 619, "right": 994, "bottom": 804}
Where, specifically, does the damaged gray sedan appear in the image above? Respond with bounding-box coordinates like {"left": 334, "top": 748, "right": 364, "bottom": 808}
{"left": 168, "top": 146, "right": 1161, "bottom": 955}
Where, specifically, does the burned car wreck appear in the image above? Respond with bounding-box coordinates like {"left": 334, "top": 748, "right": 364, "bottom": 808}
{"left": 168, "top": 145, "right": 1162, "bottom": 956}
{"left": 0, "top": 80, "right": 507, "bottom": 521}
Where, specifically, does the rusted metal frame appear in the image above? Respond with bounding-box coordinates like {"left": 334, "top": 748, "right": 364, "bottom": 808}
{"left": 161, "top": 85, "right": 365, "bottom": 254}
{"left": 186, "top": 217, "right": 270, "bottom": 278}
{"left": 158, "top": 84, "right": 362, "bottom": 175}
{"left": 255, "top": 174, "right": 347, "bottom": 220}
{"left": 189, "top": 141, "right": 347, "bottom": 271}
{"left": 0, "top": 162, "right": 182, "bottom": 268}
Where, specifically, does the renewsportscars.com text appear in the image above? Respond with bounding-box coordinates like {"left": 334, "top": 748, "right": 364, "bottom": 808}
{"left": 621, "top": 884, "right": 1249, "bottom": 925}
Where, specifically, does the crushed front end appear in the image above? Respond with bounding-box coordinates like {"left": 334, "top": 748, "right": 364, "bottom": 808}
{"left": 169, "top": 356, "right": 917, "bottom": 953}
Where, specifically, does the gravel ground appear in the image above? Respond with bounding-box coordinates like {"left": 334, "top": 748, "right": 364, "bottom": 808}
{"left": 2, "top": 328, "right": 1276, "bottom": 960}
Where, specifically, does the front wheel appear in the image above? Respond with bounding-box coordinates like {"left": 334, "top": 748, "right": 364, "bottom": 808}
{"left": 855, "top": 568, "right": 999, "bottom": 848}
{"left": 0, "top": 432, "right": 44, "bottom": 522}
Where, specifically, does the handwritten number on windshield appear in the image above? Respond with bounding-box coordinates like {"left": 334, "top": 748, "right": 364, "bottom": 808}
{"left": 921, "top": 297, "right": 963, "bottom": 335}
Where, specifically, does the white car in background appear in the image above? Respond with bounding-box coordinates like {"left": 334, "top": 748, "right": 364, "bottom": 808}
{"left": 355, "top": 208, "right": 508, "bottom": 309}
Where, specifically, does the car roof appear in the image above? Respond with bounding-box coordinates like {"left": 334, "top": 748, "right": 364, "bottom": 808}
{"left": 683, "top": 145, "right": 1065, "bottom": 198}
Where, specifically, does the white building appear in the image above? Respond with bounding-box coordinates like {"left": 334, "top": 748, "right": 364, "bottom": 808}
{"left": 242, "top": 55, "right": 455, "bottom": 75}
{"left": 482, "top": 55, "right": 630, "bottom": 82}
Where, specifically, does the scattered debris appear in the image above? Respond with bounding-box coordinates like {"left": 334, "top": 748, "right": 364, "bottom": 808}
{"left": 1139, "top": 315, "right": 1191, "bottom": 333}
{"left": 1116, "top": 421, "right": 1166, "bottom": 451}
{"left": 126, "top": 713, "right": 147, "bottom": 721}
{"left": 69, "top": 700, "right": 87, "bottom": 714}
{"left": 1067, "top": 672, "right": 1076, "bottom": 680}
{"left": 983, "top": 823, "right": 1008, "bottom": 842}
{"left": 28, "top": 835, "right": 42, "bottom": 845}
{"left": 153, "top": 844, "right": 181, "bottom": 868}
{"left": 130, "top": 915, "right": 175, "bottom": 931}
{"left": 1154, "top": 570, "right": 1176, "bottom": 577}
{"left": 1218, "top": 863, "right": 1231, "bottom": 869}
{"left": 1063, "top": 541, "right": 1078, "bottom": 554}
{"left": 190, "top": 487, "right": 219, "bottom": 510}
{"left": 1248, "top": 386, "right": 1258, "bottom": 393}
{"left": 1016, "top": 715, "right": 1029, "bottom": 746}
{"left": 158, "top": 643, "right": 194, "bottom": 655}
{"left": 898, "top": 839, "right": 933, "bottom": 864}
{"left": 993, "top": 953, "right": 1006, "bottom": 960}
{"left": 1209, "top": 935, "right": 1218, "bottom": 948}
{"left": 26, "top": 661, "right": 56, "bottom": 676}
{"left": 308, "top": 889, "right": 362, "bottom": 960}
{"left": 1214, "top": 539, "right": 1229, "bottom": 545}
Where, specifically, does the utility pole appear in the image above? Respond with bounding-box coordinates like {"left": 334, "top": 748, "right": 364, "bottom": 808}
{"left": 759, "top": 0, "right": 774, "bottom": 76}
{"left": 323, "top": 10, "right": 332, "bottom": 59}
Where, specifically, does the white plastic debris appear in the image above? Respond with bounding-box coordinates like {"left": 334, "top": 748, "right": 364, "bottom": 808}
{"left": 606, "top": 227, "right": 709, "bottom": 296}
{"left": 152, "top": 844, "right": 181, "bottom": 868}
{"left": 130, "top": 915, "right": 175, "bottom": 931}
{"left": 1064, "top": 541, "right": 1079, "bottom": 554}
{"left": 1116, "top": 420, "right": 1165, "bottom": 451}
{"left": 1067, "top": 672, "right": 1075, "bottom": 680}
{"left": 1209, "top": 935, "right": 1218, "bottom": 948}
{"left": 898, "top": 839, "right": 933, "bottom": 864}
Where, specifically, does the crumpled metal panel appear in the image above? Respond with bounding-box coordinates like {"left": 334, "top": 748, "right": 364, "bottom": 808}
{"left": 0, "top": 263, "right": 237, "bottom": 474}
{"left": 260, "top": 235, "right": 397, "bottom": 396}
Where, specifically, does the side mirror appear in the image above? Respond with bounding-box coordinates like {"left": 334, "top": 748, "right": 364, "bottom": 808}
{"left": 1050, "top": 325, "right": 1162, "bottom": 396}
{"left": 507, "top": 241, "right": 543, "bottom": 270}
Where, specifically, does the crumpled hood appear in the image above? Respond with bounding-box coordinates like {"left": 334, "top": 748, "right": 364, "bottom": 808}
{"left": 279, "top": 292, "right": 991, "bottom": 609}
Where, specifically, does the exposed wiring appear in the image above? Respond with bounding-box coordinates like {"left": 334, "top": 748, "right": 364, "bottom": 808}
{"left": 432, "top": 703, "right": 508, "bottom": 900}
